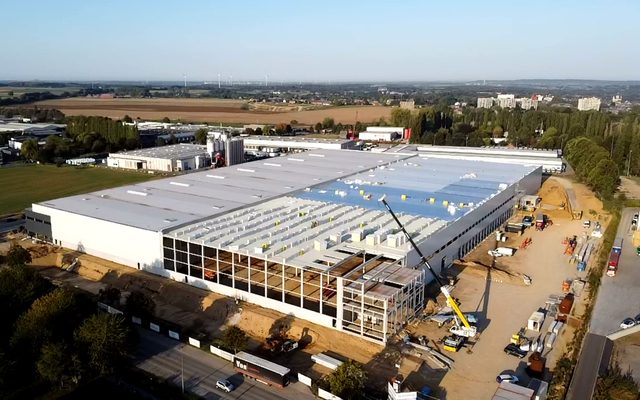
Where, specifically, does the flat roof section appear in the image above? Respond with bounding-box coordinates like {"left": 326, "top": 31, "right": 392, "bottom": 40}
{"left": 36, "top": 150, "right": 411, "bottom": 232}
{"left": 108, "top": 144, "right": 208, "bottom": 160}
{"left": 298, "top": 157, "right": 537, "bottom": 221}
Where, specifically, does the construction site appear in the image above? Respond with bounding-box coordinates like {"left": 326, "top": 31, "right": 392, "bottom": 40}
{"left": 6, "top": 174, "right": 608, "bottom": 399}
{"left": 10, "top": 145, "right": 616, "bottom": 398}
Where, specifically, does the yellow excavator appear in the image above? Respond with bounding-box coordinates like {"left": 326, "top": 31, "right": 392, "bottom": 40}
{"left": 380, "top": 196, "right": 477, "bottom": 350}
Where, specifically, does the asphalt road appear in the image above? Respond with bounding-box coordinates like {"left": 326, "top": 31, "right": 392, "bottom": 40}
{"left": 590, "top": 207, "right": 640, "bottom": 336}
{"left": 567, "top": 207, "right": 640, "bottom": 399}
{"left": 134, "top": 328, "right": 314, "bottom": 400}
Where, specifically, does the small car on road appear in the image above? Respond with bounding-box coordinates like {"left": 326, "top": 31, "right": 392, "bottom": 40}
{"left": 216, "top": 379, "right": 234, "bottom": 393}
{"left": 620, "top": 318, "right": 636, "bottom": 330}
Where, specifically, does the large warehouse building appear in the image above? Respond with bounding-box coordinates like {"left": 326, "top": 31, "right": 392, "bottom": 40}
{"left": 26, "top": 150, "right": 541, "bottom": 342}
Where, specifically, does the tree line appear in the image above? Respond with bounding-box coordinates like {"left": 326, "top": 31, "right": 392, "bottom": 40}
{"left": 0, "top": 245, "right": 138, "bottom": 398}
{"left": 389, "top": 106, "right": 640, "bottom": 178}
{"left": 21, "top": 115, "right": 140, "bottom": 164}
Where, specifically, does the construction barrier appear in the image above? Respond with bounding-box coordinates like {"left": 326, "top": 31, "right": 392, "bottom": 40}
{"left": 318, "top": 388, "right": 343, "bottom": 400}
{"left": 131, "top": 316, "right": 142, "bottom": 325}
{"left": 209, "top": 345, "right": 234, "bottom": 362}
{"left": 150, "top": 322, "right": 160, "bottom": 332}
{"left": 168, "top": 330, "right": 180, "bottom": 340}
{"left": 297, "top": 373, "right": 312, "bottom": 387}
{"left": 188, "top": 337, "right": 201, "bottom": 348}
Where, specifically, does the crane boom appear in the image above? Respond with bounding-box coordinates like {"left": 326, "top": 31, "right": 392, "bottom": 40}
{"left": 379, "top": 197, "right": 475, "bottom": 334}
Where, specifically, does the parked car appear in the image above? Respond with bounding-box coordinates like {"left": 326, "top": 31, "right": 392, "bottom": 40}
{"left": 522, "top": 216, "right": 533, "bottom": 227}
{"left": 620, "top": 318, "right": 636, "bottom": 330}
{"left": 583, "top": 220, "right": 591, "bottom": 229}
{"left": 635, "top": 314, "right": 640, "bottom": 325}
{"left": 633, "top": 213, "right": 639, "bottom": 222}
{"left": 496, "top": 374, "right": 519, "bottom": 384}
{"left": 216, "top": 379, "right": 234, "bottom": 393}
{"left": 504, "top": 343, "right": 528, "bottom": 358}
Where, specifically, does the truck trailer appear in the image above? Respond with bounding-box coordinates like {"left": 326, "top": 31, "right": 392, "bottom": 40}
{"left": 233, "top": 351, "right": 290, "bottom": 388}
{"left": 607, "top": 237, "right": 623, "bottom": 277}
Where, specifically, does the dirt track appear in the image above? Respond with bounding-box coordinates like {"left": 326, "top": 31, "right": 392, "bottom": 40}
{"left": 34, "top": 97, "right": 392, "bottom": 125}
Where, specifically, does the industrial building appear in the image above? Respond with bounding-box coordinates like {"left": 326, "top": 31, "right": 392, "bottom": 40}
{"left": 107, "top": 144, "right": 210, "bottom": 172}
{"left": 358, "top": 127, "right": 405, "bottom": 142}
{"left": 242, "top": 136, "right": 360, "bottom": 152}
{"left": 26, "top": 150, "right": 541, "bottom": 343}
{"left": 387, "top": 145, "right": 564, "bottom": 173}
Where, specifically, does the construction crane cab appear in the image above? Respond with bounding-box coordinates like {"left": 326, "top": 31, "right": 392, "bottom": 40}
{"left": 379, "top": 196, "right": 477, "bottom": 340}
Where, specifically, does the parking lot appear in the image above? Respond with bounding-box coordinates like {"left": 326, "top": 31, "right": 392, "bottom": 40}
{"left": 590, "top": 208, "right": 640, "bottom": 335}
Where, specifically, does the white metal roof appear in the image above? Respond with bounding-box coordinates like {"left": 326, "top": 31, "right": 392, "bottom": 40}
{"left": 37, "top": 150, "right": 409, "bottom": 231}
{"left": 108, "top": 144, "right": 208, "bottom": 161}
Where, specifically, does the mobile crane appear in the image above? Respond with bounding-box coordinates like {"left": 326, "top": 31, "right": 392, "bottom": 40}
{"left": 379, "top": 196, "right": 477, "bottom": 348}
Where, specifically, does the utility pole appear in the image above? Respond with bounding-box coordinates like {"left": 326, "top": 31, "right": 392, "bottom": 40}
{"left": 181, "top": 350, "right": 184, "bottom": 393}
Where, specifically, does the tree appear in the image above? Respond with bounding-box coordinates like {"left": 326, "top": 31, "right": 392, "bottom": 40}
{"left": 6, "top": 244, "right": 31, "bottom": 267}
{"left": 0, "top": 265, "right": 52, "bottom": 343}
{"left": 122, "top": 115, "right": 133, "bottom": 123}
{"left": 594, "top": 361, "right": 639, "bottom": 400}
{"left": 322, "top": 117, "right": 335, "bottom": 130}
{"left": 11, "top": 288, "right": 82, "bottom": 357}
{"left": 390, "top": 108, "right": 412, "bottom": 127}
{"left": 7, "top": 91, "right": 13, "bottom": 97}
{"left": 97, "top": 287, "right": 121, "bottom": 307}
{"left": 162, "top": 117, "right": 171, "bottom": 123}
{"left": 492, "top": 125, "right": 504, "bottom": 138}
{"left": 195, "top": 128, "right": 208, "bottom": 145}
{"left": 125, "top": 290, "right": 155, "bottom": 318}
{"left": 314, "top": 122, "right": 322, "bottom": 133}
{"left": 327, "top": 360, "right": 367, "bottom": 399}
{"left": 37, "top": 342, "right": 81, "bottom": 387}
{"left": 75, "top": 314, "right": 132, "bottom": 375}
{"left": 221, "top": 326, "right": 248, "bottom": 354}
{"left": 21, "top": 138, "right": 39, "bottom": 161}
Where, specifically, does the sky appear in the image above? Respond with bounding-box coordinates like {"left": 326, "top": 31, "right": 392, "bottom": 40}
{"left": 1, "top": 0, "right": 639, "bottom": 82}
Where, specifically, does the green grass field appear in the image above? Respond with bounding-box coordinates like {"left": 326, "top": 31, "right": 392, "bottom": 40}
{"left": 0, "top": 164, "right": 156, "bottom": 216}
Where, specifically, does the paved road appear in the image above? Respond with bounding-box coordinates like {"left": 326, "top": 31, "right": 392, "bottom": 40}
{"left": 135, "top": 328, "right": 314, "bottom": 400}
{"left": 590, "top": 207, "right": 640, "bottom": 336}
{"left": 567, "top": 207, "right": 640, "bottom": 399}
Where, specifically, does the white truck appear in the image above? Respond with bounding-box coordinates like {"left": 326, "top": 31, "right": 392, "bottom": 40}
{"left": 488, "top": 247, "right": 516, "bottom": 257}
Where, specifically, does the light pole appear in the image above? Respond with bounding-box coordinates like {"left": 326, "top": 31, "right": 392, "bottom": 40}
{"left": 181, "top": 350, "right": 185, "bottom": 393}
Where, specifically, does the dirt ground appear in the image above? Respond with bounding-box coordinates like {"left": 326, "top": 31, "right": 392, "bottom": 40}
{"left": 619, "top": 176, "right": 640, "bottom": 200}
{"left": 34, "top": 97, "right": 392, "bottom": 125}
{"left": 613, "top": 331, "right": 640, "bottom": 384}
{"left": 403, "top": 176, "right": 608, "bottom": 399}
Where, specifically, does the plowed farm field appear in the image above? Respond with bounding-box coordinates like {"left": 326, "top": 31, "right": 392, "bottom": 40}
{"left": 34, "top": 97, "right": 392, "bottom": 125}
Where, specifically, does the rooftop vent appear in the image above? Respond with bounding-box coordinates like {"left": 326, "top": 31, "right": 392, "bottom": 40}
{"left": 163, "top": 218, "right": 178, "bottom": 223}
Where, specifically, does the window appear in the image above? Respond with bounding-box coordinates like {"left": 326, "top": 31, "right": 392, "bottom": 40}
{"left": 164, "top": 259, "right": 175, "bottom": 271}
{"left": 189, "top": 243, "right": 202, "bottom": 256}
{"left": 175, "top": 240, "right": 188, "bottom": 252}
{"left": 163, "top": 237, "right": 174, "bottom": 247}
{"left": 163, "top": 247, "right": 174, "bottom": 259}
